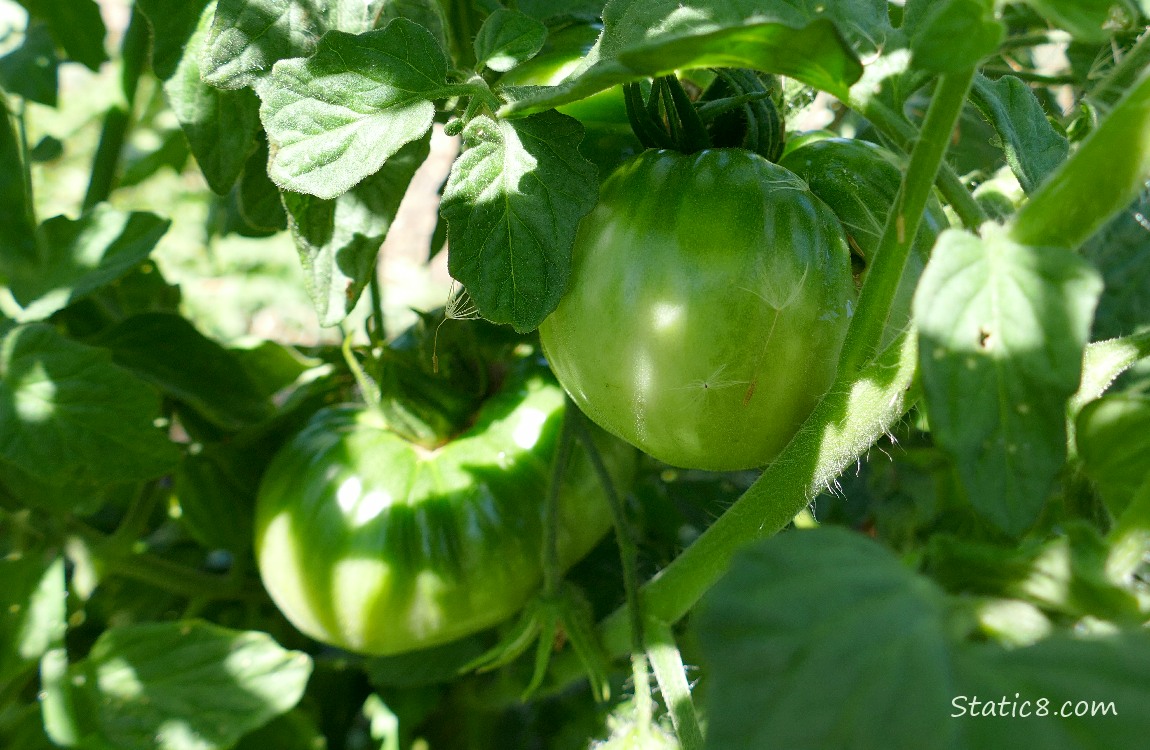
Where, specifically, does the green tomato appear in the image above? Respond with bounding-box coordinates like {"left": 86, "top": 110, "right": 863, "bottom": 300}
{"left": 778, "top": 137, "right": 949, "bottom": 343}
{"left": 254, "top": 367, "right": 635, "bottom": 655}
{"left": 539, "top": 149, "right": 855, "bottom": 471}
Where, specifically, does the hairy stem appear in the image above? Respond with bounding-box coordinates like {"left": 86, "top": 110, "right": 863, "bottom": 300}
{"left": 852, "top": 95, "right": 987, "bottom": 230}
{"left": 647, "top": 620, "right": 704, "bottom": 750}
{"left": 838, "top": 68, "right": 976, "bottom": 379}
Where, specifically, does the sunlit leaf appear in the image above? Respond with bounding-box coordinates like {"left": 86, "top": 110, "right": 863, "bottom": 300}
{"left": 914, "top": 227, "right": 1102, "bottom": 535}
{"left": 441, "top": 112, "right": 598, "bottom": 332}
{"left": 258, "top": 19, "right": 448, "bottom": 199}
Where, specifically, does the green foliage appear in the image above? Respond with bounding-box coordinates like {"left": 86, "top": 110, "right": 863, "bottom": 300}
{"left": 698, "top": 529, "right": 1150, "bottom": 750}
{"left": 258, "top": 20, "right": 449, "bottom": 199}
{"left": 2, "top": 1, "right": 1150, "bottom": 748}
{"left": 915, "top": 227, "right": 1102, "bottom": 535}
{"left": 441, "top": 112, "right": 598, "bottom": 331}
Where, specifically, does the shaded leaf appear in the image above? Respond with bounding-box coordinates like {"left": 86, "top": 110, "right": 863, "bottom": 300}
{"left": 970, "top": 75, "right": 1070, "bottom": 194}
{"left": 474, "top": 9, "right": 547, "bottom": 72}
{"left": 0, "top": 325, "right": 179, "bottom": 486}
{"left": 441, "top": 112, "right": 598, "bottom": 332}
{"left": 0, "top": 550, "right": 65, "bottom": 686}
{"left": 697, "top": 528, "right": 958, "bottom": 750}
{"left": 1082, "top": 193, "right": 1150, "bottom": 339}
{"left": 165, "top": 2, "right": 260, "bottom": 195}
{"left": 91, "top": 312, "right": 272, "bottom": 431}
{"left": 175, "top": 446, "right": 260, "bottom": 553}
{"left": 906, "top": 0, "right": 1004, "bottom": 72}
{"left": 9, "top": 205, "right": 170, "bottom": 321}
{"left": 914, "top": 227, "right": 1102, "bottom": 535}
{"left": 698, "top": 528, "right": 1150, "bottom": 750}
{"left": 0, "top": 22, "right": 59, "bottom": 106}
{"left": 17, "top": 0, "right": 106, "bottom": 70}
{"left": 283, "top": 135, "right": 429, "bottom": 325}
{"left": 56, "top": 621, "right": 312, "bottom": 750}
{"left": 259, "top": 19, "right": 447, "bottom": 199}
{"left": 136, "top": 0, "right": 213, "bottom": 80}
{"left": 237, "top": 136, "right": 287, "bottom": 231}
{"left": 1077, "top": 393, "right": 1150, "bottom": 516}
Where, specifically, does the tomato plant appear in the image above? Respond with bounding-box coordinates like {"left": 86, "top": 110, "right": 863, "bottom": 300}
{"left": 539, "top": 148, "right": 854, "bottom": 471}
{"left": 4, "top": 1, "right": 1150, "bottom": 749}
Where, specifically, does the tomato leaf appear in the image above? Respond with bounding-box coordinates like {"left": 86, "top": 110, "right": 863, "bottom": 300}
{"left": 283, "top": 135, "right": 428, "bottom": 326}
{"left": 0, "top": 22, "right": 59, "bottom": 106}
{"left": 441, "top": 112, "right": 598, "bottom": 332}
{"left": 0, "top": 325, "right": 179, "bottom": 486}
{"left": 135, "top": 0, "right": 211, "bottom": 81}
{"left": 258, "top": 19, "right": 447, "bottom": 199}
{"left": 1077, "top": 394, "right": 1150, "bottom": 516}
{"left": 163, "top": 2, "right": 260, "bottom": 195}
{"left": 1083, "top": 193, "right": 1150, "bottom": 340}
{"left": 1011, "top": 68, "right": 1150, "bottom": 250}
{"left": 969, "top": 75, "right": 1070, "bottom": 194}
{"left": 0, "top": 550, "right": 65, "bottom": 687}
{"left": 175, "top": 446, "right": 260, "bottom": 553}
{"left": 237, "top": 137, "right": 288, "bottom": 232}
{"left": 915, "top": 228, "right": 1102, "bottom": 535}
{"left": 499, "top": 0, "right": 883, "bottom": 116}
{"left": 90, "top": 312, "right": 272, "bottom": 431}
{"left": 904, "top": 0, "right": 1004, "bottom": 72}
{"left": 46, "top": 622, "right": 311, "bottom": 750}
{"left": 474, "top": 8, "right": 547, "bottom": 73}
{"left": 8, "top": 205, "right": 170, "bottom": 322}
{"left": 15, "top": 0, "right": 106, "bottom": 71}
{"left": 697, "top": 528, "right": 1150, "bottom": 750}
{"left": 696, "top": 528, "right": 958, "bottom": 749}
{"left": 199, "top": 0, "right": 327, "bottom": 90}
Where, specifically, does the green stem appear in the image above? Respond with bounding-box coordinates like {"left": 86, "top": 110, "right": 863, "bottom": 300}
{"left": 15, "top": 101, "right": 36, "bottom": 229}
{"left": 837, "top": 68, "right": 976, "bottom": 379}
{"left": 597, "top": 330, "right": 920, "bottom": 658}
{"left": 542, "top": 411, "right": 575, "bottom": 598}
{"left": 998, "top": 30, "right": 1073, "bottom": 51}
{"left": 369, "top": 263, "right": 386, "bottom": 348}
{"left": 570, "top": 409, "right": 645, "bottom": 653}
{"left": 66, "top": 520, "right": 262, "bottom": 602}
{"left": 981, "top": 67, "right": 1076, "bottom": 86}
{"left": 107, "top": 480, "right": 163, "bottom": 551}
{"left": 631, "top": 652, "right": 654, "bottom": 732}
{"left": 646, "top": 621, "right": 704, "bottom": 750}
{"left": 1088, "top": 28, "right": 1150, "bottom": 111}
{"left": 851, "top": 95, "right": 987, "bottom": 230}
{"left": 342, "top": 333, "right": 381, "bottom": 410}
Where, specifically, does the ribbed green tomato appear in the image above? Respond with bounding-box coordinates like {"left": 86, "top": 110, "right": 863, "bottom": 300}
{"left": 254, "top": 369, "right": 635, "bottom": 655}
{"left": 539, "top": 149, "right": 855, "bottom": 471}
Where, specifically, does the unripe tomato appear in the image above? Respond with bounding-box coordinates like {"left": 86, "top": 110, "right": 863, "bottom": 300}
{"left": 539, "top": 149, "right": 855, "bottom": 471}
{"left": 254, "top": 367, "right": 635, "bottom": 655}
